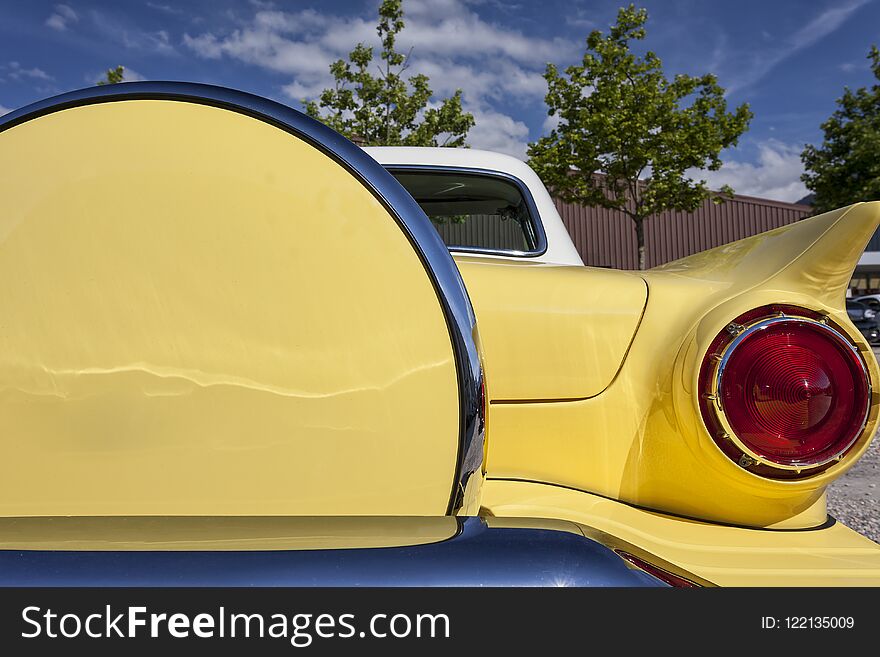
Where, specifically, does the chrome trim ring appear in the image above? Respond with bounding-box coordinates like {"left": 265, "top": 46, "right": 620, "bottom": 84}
{"left": 0, "top": 82, "right": 484, "bottom": 514}
{"left": 707, "top": 315, "right": 871, "bottom": 472}
{"left": 383, "top": 165, "right": 549, "bottom": 258}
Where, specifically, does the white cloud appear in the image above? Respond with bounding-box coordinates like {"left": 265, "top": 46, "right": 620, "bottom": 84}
{"left": 567, "top": 6, "right": 596, "bottom": 30}
{"left": 466, "top": 106, "right": 531, "bottom": 159}
{"left": 46, "top": 6, "right": 173, "bottom": 55}
{"left": 45, "top": 4, "right": 78, "bottom": 31}
{"left": 542, "top": 112, "right": 562, "bottom": 133}
{"left": 383, "top": 0, "right": 572, "bottom": 64}
{"left": 123, "top": 28, "right": 174, "bottom": 55}
{"left": 280, "top": 77, "right": 330, "bottom": 103}
{"left": 146, "top": 2, "right": 183, "bottom": 15}
{"left": 694, "top": 140, "right": 808, "bottom": 203}
{"left": 839, "top": 57, "right": 871, "bottom": 73}
{"left": 411, "top": 57, "right": 547, "bottom": 103}
{"left": 181, "top": 32, "right": 223, "bottom": 59}
{"left": 183, "top": 0, "right": 576, "bottom": 158}
{"left": 183, "top": 30, "right": 330, "bottom": 77}
{"left": 3, "top": 61, "right": 53, "bottom": 81}
{"left": 726, "top": 0, "right": 869, "bottom": 93}
{"left": 122, "top": 67, "right": 146, "bottom": 82}
{"left": 90, "top": 11, "right": 176, "bottom": 55}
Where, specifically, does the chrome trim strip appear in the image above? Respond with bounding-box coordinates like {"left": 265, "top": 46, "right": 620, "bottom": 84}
{"left": 0, "top": 82, "right": 484, "bottom": 514}
{"left": 0, "top": 518, "right": 664, "bottom": 587}
{"left": 382, "top": 165, "right": 549, "bottom": 258}
{"left": 713, "top": 316, "right": 871, "bottom": 470}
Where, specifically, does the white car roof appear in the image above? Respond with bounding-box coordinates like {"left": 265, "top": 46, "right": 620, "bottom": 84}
{"left": 363, "top": 147, "right": 584, "bottom": 266}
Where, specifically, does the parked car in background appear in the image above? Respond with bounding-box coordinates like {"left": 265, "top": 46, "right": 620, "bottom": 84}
{"left": 853, "top": 294, "right": 880, "bottom": 313}
{"left": 846, "top": 299, "right": 880, "bottom": 344}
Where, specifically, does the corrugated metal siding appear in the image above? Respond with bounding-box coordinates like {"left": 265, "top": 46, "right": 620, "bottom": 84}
{"left": 554, "top": 195, "right": 812, "bottom": 269}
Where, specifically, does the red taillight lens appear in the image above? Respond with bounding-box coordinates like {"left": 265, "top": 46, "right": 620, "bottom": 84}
{"left": 720, "top": 321, "right": 868, "bottom": 466}
{"left": 700, "top": 309, "right": 871, "bottom": 476}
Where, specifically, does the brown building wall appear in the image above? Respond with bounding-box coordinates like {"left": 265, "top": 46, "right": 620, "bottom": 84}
{"left": 554, "top": 194, "right": 812, "bottom": 269}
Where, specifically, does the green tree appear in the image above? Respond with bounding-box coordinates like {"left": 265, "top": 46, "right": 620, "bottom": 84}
{"left": 97, "top": 66, "right": 126, "bottom": 85}
{"left": 801, "top": 46, "right": 880, "bottom": 214}
{"left": 528, "top": 5, "right": 752, "bottom": 270}
{"left": 304, "top": 0, "right": 474, "bottom": 147}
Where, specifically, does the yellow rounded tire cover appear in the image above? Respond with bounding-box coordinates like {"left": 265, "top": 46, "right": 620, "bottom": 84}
{"left": 0, "top": 99, "right": 460, "bottom": 516}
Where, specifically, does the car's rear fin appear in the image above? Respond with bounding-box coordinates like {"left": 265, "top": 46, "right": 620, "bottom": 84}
{"left": 652, "top": 202, "right": 880, "bottom": 309}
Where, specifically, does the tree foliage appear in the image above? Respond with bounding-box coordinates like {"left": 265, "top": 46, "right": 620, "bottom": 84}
{"left": 801, "top": 46, "right": 880, "bottom": 214}
{"left": 527, "top": 4, "right": 752, "bottom": 269}
{"left": 304, "top": 0, "right": 474, "bottom": 147}
{"left": 97, "top": 66, "right": 126, "bottom": 85}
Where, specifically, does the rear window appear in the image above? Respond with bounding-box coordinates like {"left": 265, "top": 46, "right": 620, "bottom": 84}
{"left": 388, "top": 170, "right": 543, "bottom": 255}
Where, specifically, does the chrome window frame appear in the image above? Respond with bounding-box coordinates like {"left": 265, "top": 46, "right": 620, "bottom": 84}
{"left": 384, "top": 165, "right": 549, "bottom": 258}
{"left": 0, "top": 82, "right": 484, "bottom": 515}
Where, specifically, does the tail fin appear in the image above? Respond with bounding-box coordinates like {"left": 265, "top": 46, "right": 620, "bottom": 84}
{"left": 652, "top": 202, "right": 880, "bottom": 307}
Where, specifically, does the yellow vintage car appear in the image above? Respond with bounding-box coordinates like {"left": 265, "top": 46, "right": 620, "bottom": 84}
{"left": 0, "top": 82, "right": 878, "bottom": 587}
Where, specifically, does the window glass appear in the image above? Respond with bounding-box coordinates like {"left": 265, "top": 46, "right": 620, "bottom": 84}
{"left": 390, "top": 171, "right": 539, "bottom": 253}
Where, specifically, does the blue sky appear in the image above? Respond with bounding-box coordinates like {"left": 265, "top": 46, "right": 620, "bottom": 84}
{"left": 1, "top": 0, "right": 879, "bottom": 201}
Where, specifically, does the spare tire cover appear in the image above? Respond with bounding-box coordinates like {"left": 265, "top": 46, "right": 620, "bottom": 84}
{"left": 0, "top": 83, "right": 482, "bottom": 517}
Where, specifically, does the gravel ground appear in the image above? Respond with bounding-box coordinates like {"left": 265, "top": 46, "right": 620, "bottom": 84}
{"left": 825, "top": 346, "right": 880, "bottom": 544}
{"left": 827, "top": 434, "right": 879, "bottom": 543}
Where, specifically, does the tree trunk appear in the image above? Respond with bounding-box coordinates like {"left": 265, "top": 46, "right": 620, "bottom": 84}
{"left": 634, "top": 217, "right": 646, "bottom": 270}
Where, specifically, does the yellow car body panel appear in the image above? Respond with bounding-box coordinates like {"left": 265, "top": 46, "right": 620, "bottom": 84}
{"left": 482, "top": 479, "right": 880, "bottom": 586}
{"left": 459, "top": 203, "right": 880, "bottom": 529}
{"left": 454, "top": 258, "right": 647, "bottom": 401}
{"left": 0, "top": 100, "right": 460, "bottom": 517}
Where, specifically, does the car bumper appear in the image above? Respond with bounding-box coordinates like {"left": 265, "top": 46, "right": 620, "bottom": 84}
{"left": 482, "top": 479, "right": 880, "bottom": 586}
